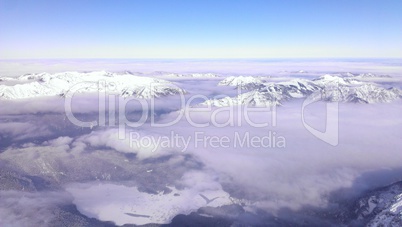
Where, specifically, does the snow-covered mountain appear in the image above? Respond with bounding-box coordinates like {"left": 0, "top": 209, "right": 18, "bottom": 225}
{"left": 202, "top": 89, "right": 283, "bottom": 107}
{"left": 202, "top": 74, "right": 401, "bottom": 107}
{"left": 313, "top": 74, "right": 401, "bottom": 103}
{"left": 204, "top": 79, "right": 318, "bottom": 107}
{"left": 274, "top": 79, "right": 320, "bottom": 98}
{"left": 319, "top": 83, "right": 401, "bottom": 103}
{"left": 0, "top": 71, "right": 186, "bottom": 100}
{"left": 354, "top": 182, "right": 402, "bottom": 226}
{"left": 218, "top": 76, "right": 264, "bottom": 90}
{"left": 353, "top": 73, "right": 391, "bottom": 79}
{"left": 157, "top": 72, "right": 219, "bottom": 78}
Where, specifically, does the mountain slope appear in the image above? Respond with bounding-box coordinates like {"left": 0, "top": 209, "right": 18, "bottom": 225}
{"left": 0, "top": 71, "right": 185, "bottom": 100}
{"left": 354, "top": 182, "right": 402, "bottom": 227}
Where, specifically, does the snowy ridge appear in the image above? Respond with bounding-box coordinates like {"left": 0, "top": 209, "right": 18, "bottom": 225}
{"left": 312, "top": 75, "right": 401, "bottom": 103}
{"left": 320, "top": 83, "right": 401, "bottom": 103}
{"left": 0, "top": 71, "right": 185, "bottom": 100}
{"left": 202, "top": 74, "right": 401, "bottom": 107}
{"left": 218, "top": 76, "right": 264, "bottom": 90}
{"left": 313, "top": 74, "right": 362, "bottom": 86}
{"left": 203, "top": 89, "right": 283, "bottom": 107}
{"left": 274, "top": 79, "right": 320, "bottom": 98}
{"left": 203, "top": 79, "right": 317, "bottom": 107}
{"left": 354, "top": 182, "right": 402, "bottom": 226}
{"left": 354, "top": 73, "right": 392, "bottom": 79}
{"left": 157, "top": 72, "right": 219, "bottom": 78}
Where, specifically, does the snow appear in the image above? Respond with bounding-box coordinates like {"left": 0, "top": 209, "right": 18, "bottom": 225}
{"left": 2, "top": 72, "right": 400, "bottom": 105}
{"left": 189, "top": 73, "right": 218, "bottom": 78}
{"left": 202, "top": 90, "right": 283, "bottom": 107}
{"left": 158, "top": 73, "right": 219, "bottom": 79}
{"left": 66, "top": 183, "right": 233, "bottom": 225}
{"left": 356, "top": 183, "right": 402, "bottom": 227}
{"left": 390, "top": 194, "right": 402, "bottom": 214}
{"left": 366, "top": 193, "right": 402, "bottom": 226}
{"left": 218, "top": 76, "right": 264, "bottom": 89}
{"left": 356, "top": 73, "right": 391, "bottom": 78}
{"left": 313, "top": 74, "right": 358, "bottom": 86}
{"left": 0, "top": 71, "right": 185, "bottom": 100}
{"left": 201, "top": 74, "right": 402, "bottom": 107}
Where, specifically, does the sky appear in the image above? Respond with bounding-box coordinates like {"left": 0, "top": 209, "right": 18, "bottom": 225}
{"left": 0, "top": 0, "right": 401, "bottom": 59}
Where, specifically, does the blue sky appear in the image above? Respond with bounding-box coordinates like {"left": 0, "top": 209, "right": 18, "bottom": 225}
{"left": 0, "top": 0, "right": 401, "bottom": 59}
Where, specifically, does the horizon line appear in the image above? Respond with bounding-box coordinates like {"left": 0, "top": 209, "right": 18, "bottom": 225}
{"left": 1, "top": 57, "right": 402, "bottom": 61}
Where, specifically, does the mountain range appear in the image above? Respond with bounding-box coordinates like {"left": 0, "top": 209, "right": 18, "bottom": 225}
{"left": 0, "top": 71, "right": 186, "bottom": 100}
{"left": 202, "top": 74, "right": 401, "bottom": 107}
{"left": 1, "top": 71, "right": 400, "bottom": 106}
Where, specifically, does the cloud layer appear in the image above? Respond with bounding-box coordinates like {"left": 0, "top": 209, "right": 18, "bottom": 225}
{"left": 1, "top": 62, "right": 401, "bottom": 225}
